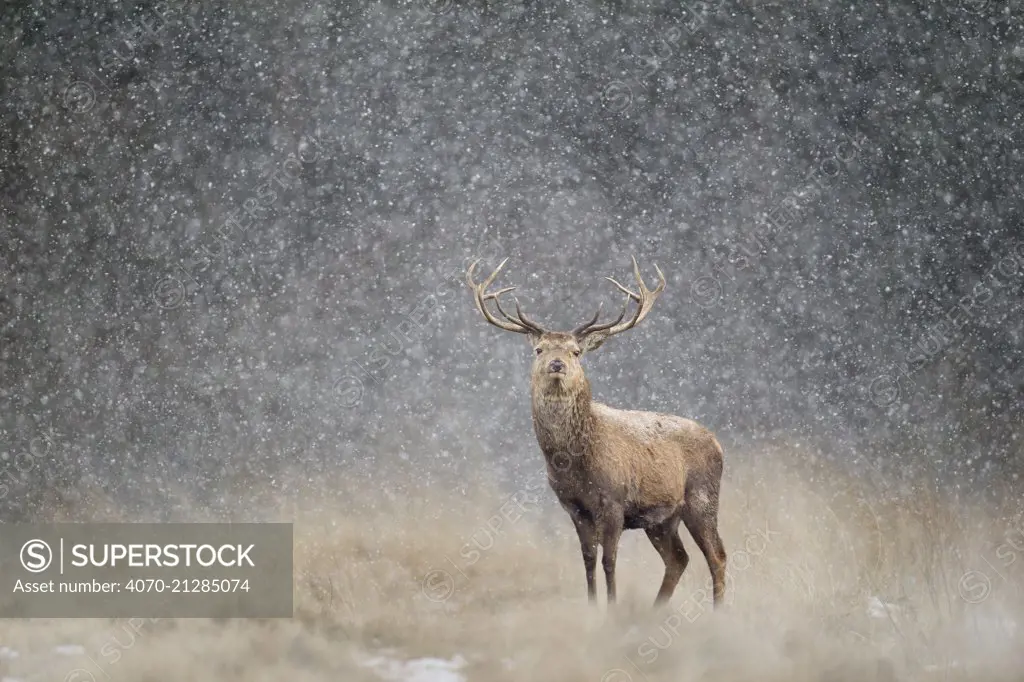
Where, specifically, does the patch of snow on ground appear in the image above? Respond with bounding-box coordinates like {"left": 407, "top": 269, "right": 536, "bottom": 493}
{"left": 53, "top": 644, "right": 85, "bottom": 656}
{"left": 358, "top": 651, "right": 467, "bottom": 682}
{"left": 867, "top": 595, "right": 902, "bottom": 621}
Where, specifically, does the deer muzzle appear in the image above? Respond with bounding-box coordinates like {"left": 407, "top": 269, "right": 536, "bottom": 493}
{"left": 548, "top": 358, "right": 566, "bottom": 374}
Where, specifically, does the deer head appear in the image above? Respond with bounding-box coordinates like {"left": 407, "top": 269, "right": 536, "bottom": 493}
{"left": 466, "top": 256, "right": 666, "bottom": 394}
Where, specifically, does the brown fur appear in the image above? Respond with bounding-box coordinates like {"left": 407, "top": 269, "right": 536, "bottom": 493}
{"left": 467, "top": 257, "right": 727, "bottom": 608}
{"left": 528, "top": 332, "right": 727, "bottom": 607}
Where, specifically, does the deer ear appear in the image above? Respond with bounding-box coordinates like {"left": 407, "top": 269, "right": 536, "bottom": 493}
{"left": 578, "top": 332, "right": 608, "bottom": 355}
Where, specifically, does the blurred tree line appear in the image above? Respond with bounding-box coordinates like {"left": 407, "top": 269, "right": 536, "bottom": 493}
{"left": 0, "top": 0, "right": 1021, "bottom": 520}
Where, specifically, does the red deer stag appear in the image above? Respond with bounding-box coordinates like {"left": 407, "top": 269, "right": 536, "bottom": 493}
{"left": 466, "top": 256, "right": 727, "bottom": 608}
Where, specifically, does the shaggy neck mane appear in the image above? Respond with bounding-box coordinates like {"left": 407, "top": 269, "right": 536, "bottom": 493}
{"left": 531, "top": 378, "right": 596, "bottom": 457}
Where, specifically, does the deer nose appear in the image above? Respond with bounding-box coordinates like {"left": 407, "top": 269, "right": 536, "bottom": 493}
{"left": 548, "top": 359, "right": 566, "bottom": 373}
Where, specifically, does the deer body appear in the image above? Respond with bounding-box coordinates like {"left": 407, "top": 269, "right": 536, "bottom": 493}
{"left": 538, "top": 401, "right": 721, "bottom": 526}
{"left": 468, "top": 259, "right": 727, "bottom": 608}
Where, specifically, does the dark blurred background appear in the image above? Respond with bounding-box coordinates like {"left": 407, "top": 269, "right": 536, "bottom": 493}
{"left": 1, "top": 0, "right": 1022, "bottom": 521}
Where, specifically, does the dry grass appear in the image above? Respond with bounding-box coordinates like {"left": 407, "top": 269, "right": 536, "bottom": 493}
{"left": 2, "top": 445, "right": 1022, "bottom": 682}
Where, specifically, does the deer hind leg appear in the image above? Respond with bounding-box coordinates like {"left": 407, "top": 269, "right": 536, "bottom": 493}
{"left": 681, "top": 493, "right": 727, "bottom": 608}
{"left": 645, "top": 518, "right": 690, "bottom": 607}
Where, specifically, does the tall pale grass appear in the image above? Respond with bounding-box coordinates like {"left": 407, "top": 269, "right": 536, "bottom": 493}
{"left": 4, "top": 445, "right": 1021, "bottom": 682}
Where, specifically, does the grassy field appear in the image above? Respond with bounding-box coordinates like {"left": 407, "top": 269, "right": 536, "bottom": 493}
{"left": 2, "top": 446, "right": 1021, "bottom": 682}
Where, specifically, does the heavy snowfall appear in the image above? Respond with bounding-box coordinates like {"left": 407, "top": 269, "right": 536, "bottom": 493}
{"left": 1, "top": 0, "right": 1023, "bottom": 680}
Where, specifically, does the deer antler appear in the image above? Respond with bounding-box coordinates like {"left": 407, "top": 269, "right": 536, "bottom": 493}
{"left": 573, "top": 255, "right": 666, "bottom": 343}
{"left": 467, "top": 258, "right": 549, "bottom": 335}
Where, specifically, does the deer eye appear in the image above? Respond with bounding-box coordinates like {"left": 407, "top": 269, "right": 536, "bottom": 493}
{"left": 535, "top": 347, "right": 543, "bottom": 355}
{"left": 573, "top": 350, "right": 581, "bottom": 357}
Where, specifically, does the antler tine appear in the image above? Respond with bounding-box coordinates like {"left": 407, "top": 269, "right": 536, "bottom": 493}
{"left": 512, "top": 296, "right": 548, "bottom": 334}
{"left": 585, "top": 296, "right": 631, "bottom": 333}
{"left": 575, "top": 256, "right": 667, "bottom": 342}
{"left": 604, "top": 256, "right": 666, "bottom": 300}
{"left": 484, "top": 285, "right": 517, "bottom": 301}
{"left": 490, "top": 295, "right": 520, "bottom": 325}
{"left": 572, "top": 298, "right": 631, "bottom": 338}
{"left": 641, "top": 256, "right": 666, "bottom": 296}
{"left": 571, "top": 303, "right": 603, "bottom": 337}
{"left": 479, "top": 257, "right": 508, "bottom": 290}
{"left": 489, "top": 294, "right": 545, "bottom": 335}
{"left": 605, "top": 276, "right": 640, "bottom": 301}
{"left": 466, "top": 258, "right": 549, "bottom": 335}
